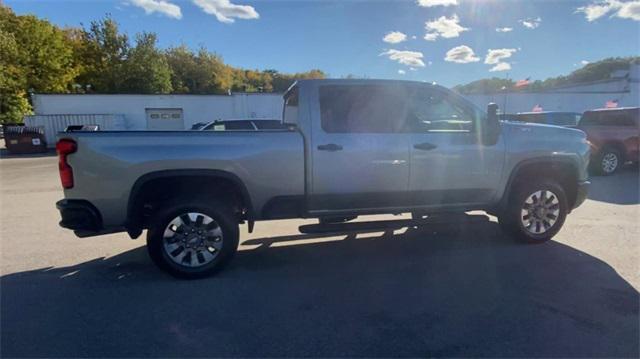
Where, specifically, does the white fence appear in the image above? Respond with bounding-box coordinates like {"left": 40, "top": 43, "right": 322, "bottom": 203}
{"left": 24, "top": 114, "right": 126, "bottom": 148}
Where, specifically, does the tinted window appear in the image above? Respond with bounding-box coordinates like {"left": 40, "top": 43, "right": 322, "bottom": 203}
{"left": 515, "top": 113, "right": 546, "bottom": 124}
{"left": 581, "top": 110, "right": 638, "bottom": 127}
{"left": 406, "top": 91, "right": 475, "bottom": 132}
{"left": 580, "top": 112, "right": 602, "bottom": 126}
{"left": 550, "top": 113, "right": 580, "bottom": 126}
{"left": 319, "top": 85, "right": 408, "bottom": 133}
{"left": 254, "top": 120, "right": 285, "bottom": 130}
{"left": 222, "top": 121, "right": 255, "bottom": 130}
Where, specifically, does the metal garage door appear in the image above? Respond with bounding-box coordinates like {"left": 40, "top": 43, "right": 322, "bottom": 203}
{"left": 146, "top": 108, "right": 184, "bottom": 130}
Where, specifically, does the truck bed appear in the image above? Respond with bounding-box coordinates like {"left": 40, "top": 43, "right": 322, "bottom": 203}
{"left": 58, "top": 130, "right": 305, "bottom": 227}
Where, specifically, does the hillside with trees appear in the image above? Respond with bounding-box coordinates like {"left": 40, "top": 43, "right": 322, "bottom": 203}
{"left": 0, "top": 5, "right": 324, "bottom": 123}
{"left": 454, "top": 56, "right": 639, "bottom": 95}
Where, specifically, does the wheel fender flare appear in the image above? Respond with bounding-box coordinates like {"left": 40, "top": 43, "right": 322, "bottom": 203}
{"left": 126, "top": 169, "right": 255, "bottom": 238}
{"left": 497, "top": 157, "right": 579, "bottom": 211}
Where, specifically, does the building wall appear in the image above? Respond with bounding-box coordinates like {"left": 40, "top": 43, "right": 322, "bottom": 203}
{"left": 32, "top": 93, "right": 284, "bottom": 130}
{"left": 464, "top": 70, "right": 639, "bottom": 114}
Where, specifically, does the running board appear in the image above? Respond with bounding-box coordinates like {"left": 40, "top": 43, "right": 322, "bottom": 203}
{"left": 298, "top": 214, "right": 486, "bottom": 234}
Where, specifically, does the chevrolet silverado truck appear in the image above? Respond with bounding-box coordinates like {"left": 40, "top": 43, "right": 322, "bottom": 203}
{"left": 56, "top": 79, "right": 590, "bottom": 278}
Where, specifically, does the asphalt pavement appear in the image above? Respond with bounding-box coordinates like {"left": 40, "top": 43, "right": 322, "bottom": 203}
{"left": 1, "top": 154, "right": 638, "bottom": 357}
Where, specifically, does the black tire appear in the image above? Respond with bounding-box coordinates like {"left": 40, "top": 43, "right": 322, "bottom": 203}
{"left": 146, "top": 198, "right": 239, "bottom": 279}
{"left": 592, "top": 147, "right": 622, "bottom": 176}
{"left": 498, "top": 180, "right": 568, "bottom": 243}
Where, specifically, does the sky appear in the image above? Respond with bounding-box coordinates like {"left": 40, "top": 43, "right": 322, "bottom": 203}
{"left": 6, "top": 0, "right": 640, "bottom": 87}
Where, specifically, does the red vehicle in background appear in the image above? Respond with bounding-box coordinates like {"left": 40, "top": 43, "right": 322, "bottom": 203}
{"left": 578, "top": 107, "right": 639, "bottom": 175}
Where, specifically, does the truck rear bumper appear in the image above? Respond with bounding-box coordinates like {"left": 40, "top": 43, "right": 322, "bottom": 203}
{"left": 572, "top": 180, "right": 590, "bottom": 210}
{"left": 56, "top": 199, "right": 102, "bottom": 231}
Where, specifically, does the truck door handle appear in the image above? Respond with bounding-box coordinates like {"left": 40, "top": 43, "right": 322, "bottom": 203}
{"left": 317, "top": 143, "right": 343, "bottom": 152}
{"left": 413, "top": 142, "right": 437, "bottom": 151}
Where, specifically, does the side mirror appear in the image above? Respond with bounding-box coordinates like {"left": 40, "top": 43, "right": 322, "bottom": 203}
{"left": 487, "top": 103, "right": 498, "bottom": 121}
{"left": 484, "top": 103, "right": 500, "bottom": 145}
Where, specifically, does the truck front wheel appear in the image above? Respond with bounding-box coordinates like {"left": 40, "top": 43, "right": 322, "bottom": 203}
{"left": 498, "top": 180, "right": 568, "bottom": 243}
{"left": 146, "top": 199, "right": 239, "bottom": 279}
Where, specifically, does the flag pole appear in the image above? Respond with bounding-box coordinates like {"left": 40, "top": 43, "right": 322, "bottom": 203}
{"left": 503, "top": 72, "right": 509, "bottom": 115}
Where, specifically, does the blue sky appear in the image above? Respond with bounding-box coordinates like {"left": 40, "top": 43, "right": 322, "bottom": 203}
{"left": 7, "top": 0, "right": 640, "bottom": 87}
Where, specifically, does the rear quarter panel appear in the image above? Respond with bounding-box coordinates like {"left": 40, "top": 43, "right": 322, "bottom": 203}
{"left": 60, "top": 131, "right": 305, "bottom": 227}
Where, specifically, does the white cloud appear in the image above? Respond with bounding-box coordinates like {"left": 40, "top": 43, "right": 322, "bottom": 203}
{"left": 398, "top": 69, "right": 406, "bottom": 75}
{"left": 444, "top": 45, "right": 480, "bottom": 64}
{"left": 484, "top": 48, "right": 517, "bottom": 72}
{"left": 130, "top": 0, "right": 182, "bottom": 19}
{"left": 576, "top": 0, "right": 640, "bottom": 21}
{"left": 485, "top": 48, "right": 517, "bottom": 64}
{"left": 581, "top": 60, "right": 590, "bottom": 65}
{"left": 380, "top": 49, "right": 426, "bottom": 67}
{"left": 519, "top": 17, "right": 541, "bottom": 29}
{"left": 383, "top": 31, "right": 407, "bottom": 44}
{"left": 618, "top": 1, "right": 640, "bottom": 20}
{"left": 417, "top": 0, "right": 457, "bottom": 7}
{"left": 576, "top": 1, "right": 616, "bottom": 21}
{"left": 424, "top": 14, "right": 469, "bottom": 41}
{"left": 496, "top": 27, "right": 513, "bottom": 32}
{"left": 489, "top": 62, "right": 511, "bottom": 72}
{"left": 192, "top": 0, "right": 259, "bottom": 23}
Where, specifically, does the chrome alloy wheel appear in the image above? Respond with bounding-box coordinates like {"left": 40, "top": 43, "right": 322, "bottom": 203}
{"left": 162, "top": 212, "right": 223, "bottom": 267}
{"left": 520, "top": 190, "right": 560, "bottom": 235}
{"left": 601, "top": 152, "right": 618, "bottom": 174}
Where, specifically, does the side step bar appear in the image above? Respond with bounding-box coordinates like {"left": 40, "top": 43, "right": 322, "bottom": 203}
{"left": 299, "top": 214, "right": 486, "bottom": 234}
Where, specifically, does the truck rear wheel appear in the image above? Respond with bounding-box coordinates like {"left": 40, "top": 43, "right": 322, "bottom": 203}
{"left": 498, "top": 180, "right": 568, "bottom": 243}
{"left": 146, "top": 199, "right": 239, "bottom": 279}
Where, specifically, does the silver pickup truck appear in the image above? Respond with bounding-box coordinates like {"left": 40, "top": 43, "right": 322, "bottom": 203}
{"left": 56, "top": 79, "right": 590, "bottom": 278}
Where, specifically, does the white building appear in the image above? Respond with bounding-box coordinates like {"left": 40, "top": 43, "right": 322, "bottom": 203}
{"left": 31, "top": 93, "right": 284, "bottom": 130}
{"left": 27, "top": 92, "right": 285, "bottom": 147}
{"left": 464, "top": 64, "right": 640, "bottom": 113}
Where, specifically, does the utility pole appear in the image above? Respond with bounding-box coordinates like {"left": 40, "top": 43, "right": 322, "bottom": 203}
{"left": 502, "top": 72, "right": 509, "bottom": 115}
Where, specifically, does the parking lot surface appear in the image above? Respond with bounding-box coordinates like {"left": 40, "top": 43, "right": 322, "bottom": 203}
{"left": 1, "top": 154, "right": 639, "bottom": 357}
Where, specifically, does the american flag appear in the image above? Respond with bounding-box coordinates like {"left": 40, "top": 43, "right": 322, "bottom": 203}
{"left": 605, "top": 99, "right": 619, "bottom": 108}
{"left": 515, "top": 77, "right": 531, "bottom": 88}
{"left": 532, "top": 104, "right": 543, "bottom": 112}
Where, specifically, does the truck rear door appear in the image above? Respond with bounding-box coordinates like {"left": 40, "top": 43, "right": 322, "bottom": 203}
{"left": 308, "top": 83, "right": 411, "bottom": 212}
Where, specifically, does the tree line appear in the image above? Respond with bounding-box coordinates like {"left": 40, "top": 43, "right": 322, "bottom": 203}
{"left": 454, "top": 56, "right": 639, "bottom": 95}
{"left": 0, "top": 5, "right": 324, "bottom": 123}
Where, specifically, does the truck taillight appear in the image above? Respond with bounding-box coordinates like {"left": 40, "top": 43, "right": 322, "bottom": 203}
{"left": 56, "top": 139, "right": 77, "bottom": 189}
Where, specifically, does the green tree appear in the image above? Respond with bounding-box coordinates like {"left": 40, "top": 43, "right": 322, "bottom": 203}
{"left": 453, "top": 77, "right": 514, "bottom": 94}
{"left": 121, "top": 32, "right": 172, "bottom": 93}
{"left": 1, "top": 5, "right": 79, "bottom": 122}
{"left": 78, "top": 16, "right": 130, "bottom": 93}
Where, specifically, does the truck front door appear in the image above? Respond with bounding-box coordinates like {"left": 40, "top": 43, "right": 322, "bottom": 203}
{"left": 405, "top": 88, "right": 505, "bottom": 207}
{"left": 308, "top": 84, "right": 411, "bottom": 213}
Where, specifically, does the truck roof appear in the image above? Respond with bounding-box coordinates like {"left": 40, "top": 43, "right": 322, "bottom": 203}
{"left": 294, "top": 78, "right": 441, "bottom": 88}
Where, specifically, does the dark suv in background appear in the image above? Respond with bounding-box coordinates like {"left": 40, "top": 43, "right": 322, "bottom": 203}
{"left": 578, "top": 107, "right": 639, "bottom": 175}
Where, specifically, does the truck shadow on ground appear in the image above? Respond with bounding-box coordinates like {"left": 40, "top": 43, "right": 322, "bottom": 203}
{"left": 1, "top": 215, "right": 638, "bottom": 357}
{"left": 588, "top": 165, "right": 639, "bottom": 205}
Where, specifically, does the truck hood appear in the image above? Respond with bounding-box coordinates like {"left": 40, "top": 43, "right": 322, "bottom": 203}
{"left": 501, "top": 120, "right": 587, "bottom": 140}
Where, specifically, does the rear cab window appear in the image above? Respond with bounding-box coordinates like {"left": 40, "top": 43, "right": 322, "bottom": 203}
{"left": 319, "top": 85, "right": 408, "bottom": 133}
